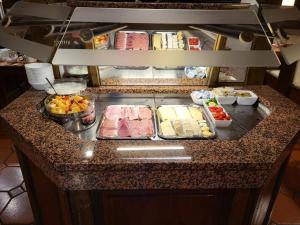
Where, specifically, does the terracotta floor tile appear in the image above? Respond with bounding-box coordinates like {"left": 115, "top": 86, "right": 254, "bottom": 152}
{"left": 271, "top": 192, "right": 300, "bottom": 224}
{"left": 283, "top": 165, "right": 300, "bottom": 192}
{"left": 0, "top": 148, "right": 12, "bottom": 163}
{"left": 5, "top": 152, "right": 19, "bottom": 166}
{"left": 0, "top": 163, "right": 5, "bottom": 171}
{"left": 280, "top": 185, "right": 294, "bottom": 199}
{"left": 0, "top": 138, "right": 13, "bottom": 150}
{"left": 0, "top": 167, "right": 23, "bottom": 191}
{"left": 0, "top": 192, "right": 34, "bottom": 225}
{"left": 291, "top": 151, "right": 300, "bottom": 162}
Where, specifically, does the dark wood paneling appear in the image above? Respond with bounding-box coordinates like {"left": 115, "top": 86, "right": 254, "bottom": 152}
{"left": 264, "top": 73, "right": 279, "bottom": 90}
{"left": 100, "top": 190, "right": 232, "bottom": 225}
{"left": 15, "top": 148, "right": 72, "bottom": 225}
{"left": 289, "top": 87, "right": 300, "bottom": 105}
{"left": 0, "top": 66, "right": 30, "bottom": 109}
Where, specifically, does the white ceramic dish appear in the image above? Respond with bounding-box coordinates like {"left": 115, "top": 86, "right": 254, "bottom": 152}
{"left": 25, "top": 63, "right": 54, "bottom": 84}
{"left": 215, "top": 95, "right": 237, "bottom": 105}
{"left": 203, "top": 101, "right": 232, "bottom": 127}
{"left": 236, "top": 90, "right": 258, "bottom": 105}
{"left": 212, "top": 87, "right": 237, "bottom": 105}
{"left": 45, "top": 79, "right": 87, "bottom": 95}
{"left": 30, "top": 82, "right": 50, "bottom": 91}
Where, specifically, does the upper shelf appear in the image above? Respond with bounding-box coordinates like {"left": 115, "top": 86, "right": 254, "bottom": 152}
{"left": 0, "top": 1, "right": 71, "bottom": 62}
{"left": 262, "top": 7, "right": 300, "bottom": 65}
{"left": 52, "top": 7, "right": 280, "bottom": 67}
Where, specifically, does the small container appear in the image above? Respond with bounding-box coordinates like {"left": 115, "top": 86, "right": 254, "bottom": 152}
{"left": 45, "top": 78, "right": 87, "bottom": 95}
{"left": 188, "top": 37, "right": 201, "bottom": 51}
{"left": 236, "top": 90, "right": 258, "bottom": 105}
{"left": 185, "top": 67, "right": 208, "bottom": 79}
{"left": 212, "top": 87, "right": 237, "bottom": 105}
{"left": 215, "top": 95, "right": 237, "bottom": 105}
{"left": 203, "top": 100, "right": 232, "bottom": 128}
{"left": 190, "top": 90, "right": 213, "bottom": 105}
{"left": 25, "top": 63, "right": 54, "bottom": 90}
{"left": 44, "top": 95, "right": 96, "bottom": 132}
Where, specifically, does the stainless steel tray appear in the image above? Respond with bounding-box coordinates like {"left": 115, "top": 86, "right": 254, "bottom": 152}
{"left": 152, "top": 31, "right": 187, "bottom": 70}
{"left": 114, "top": 30, "right": 150, "bottom": 70}
{"left": 156, "top": 104, "right": 216, "bottom": 140}
{"left": 96, "top": 105, "right": 156, "bottom": 140}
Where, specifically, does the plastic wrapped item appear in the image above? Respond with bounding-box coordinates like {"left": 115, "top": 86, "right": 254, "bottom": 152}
{"left": 190, "top": 90, "right": 213, "bottom": 105}
{"left": 185, "top": 67, "right": 208, "bottom": 79}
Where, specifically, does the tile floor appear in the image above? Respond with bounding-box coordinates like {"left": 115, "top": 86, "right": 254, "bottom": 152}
{"left": 270, "top": 141, "right": 300, "bottom": 225}
{"left": 0, "top": 125, "right": 34, "bottom": 225}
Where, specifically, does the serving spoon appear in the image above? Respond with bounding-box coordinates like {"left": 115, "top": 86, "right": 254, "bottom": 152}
{"left": 45, "top": 78, "right": 58, "bottom": 95}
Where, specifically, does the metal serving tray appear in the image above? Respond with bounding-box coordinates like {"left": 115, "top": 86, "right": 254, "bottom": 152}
{"left": 156, "top": 104, "right": 216, "bottom": 140}
{"left": 96, "top": 105, "right": 157, "bottom": 140}
{"left": 114, "top": 31, "right": 150, "bottom": 70}
{"left": 152, "top": 31, "right": 187, "bottom": 70}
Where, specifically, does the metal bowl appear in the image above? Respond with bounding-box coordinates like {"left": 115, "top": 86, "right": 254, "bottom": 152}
{"left": 44, "top": 95, "right": 96, "bottom": 131}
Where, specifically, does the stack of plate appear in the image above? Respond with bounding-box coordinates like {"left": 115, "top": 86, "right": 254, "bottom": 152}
{"left": 25, "top": 63, "right": 54, "bottom": 90}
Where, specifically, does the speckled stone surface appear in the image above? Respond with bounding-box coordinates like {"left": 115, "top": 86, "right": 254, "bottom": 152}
{"left": 67, "top": 1, "right": 249, "bottom": 10}
{"left": 0, "top": 85, "right": 300, "bottom": 190}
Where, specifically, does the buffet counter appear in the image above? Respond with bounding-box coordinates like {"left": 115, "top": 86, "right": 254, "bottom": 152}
{"left": 1, "top": 85, "right": 300, "bottom": 225}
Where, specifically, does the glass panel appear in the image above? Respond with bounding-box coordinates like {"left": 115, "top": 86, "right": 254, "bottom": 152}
{"left": 53, "top": 8, "right": 280, "bottom": 68}
{"left": 0, "top": 2, "right": 71, "bottom": 62}
{"left": 262, "top": 7, "right": 300, "bottom": 64}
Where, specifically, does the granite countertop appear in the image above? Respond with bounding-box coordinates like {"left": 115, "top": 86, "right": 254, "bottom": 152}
{"left": 67, "top": 1, "right": 249, "bottom": 9}
{"left": 1, "top": 85, "right": 300, "bottom": 190}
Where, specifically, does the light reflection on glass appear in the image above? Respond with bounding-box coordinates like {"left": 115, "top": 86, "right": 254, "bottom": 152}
{"left": 116, "top": 146, "right": 185, "bottom": 151}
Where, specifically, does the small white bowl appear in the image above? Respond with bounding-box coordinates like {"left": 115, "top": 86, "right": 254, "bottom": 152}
{"left": 215, "top": 95, "right": 237, "bottom": 105}
{"left": 236, "top": 90, "right": 258, "bottom": 105}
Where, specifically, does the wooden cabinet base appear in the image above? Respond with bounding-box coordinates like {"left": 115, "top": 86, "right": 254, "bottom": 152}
{"left": 16, "top": 149, "right": 286, "bottom": 225}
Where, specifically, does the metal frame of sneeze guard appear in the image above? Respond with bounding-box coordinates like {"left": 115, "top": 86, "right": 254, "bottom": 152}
{"left": 262, "top": 7, "right": 300, "bottom": 65}
{"left": 0, "top": 1, "right": 71, "bottom": 62}
{"left": 52, "top": 7, "right": 281, "bottom": 67}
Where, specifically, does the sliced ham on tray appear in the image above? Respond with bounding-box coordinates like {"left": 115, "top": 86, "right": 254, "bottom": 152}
{"left": 99, "top": 105, "right": 154, "bottom": 139}
{"left": 118, "top": 118, "right": 130, "bottom": 137}
{"left": 138, "top": 107, "right": 152, "bottom": 120}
